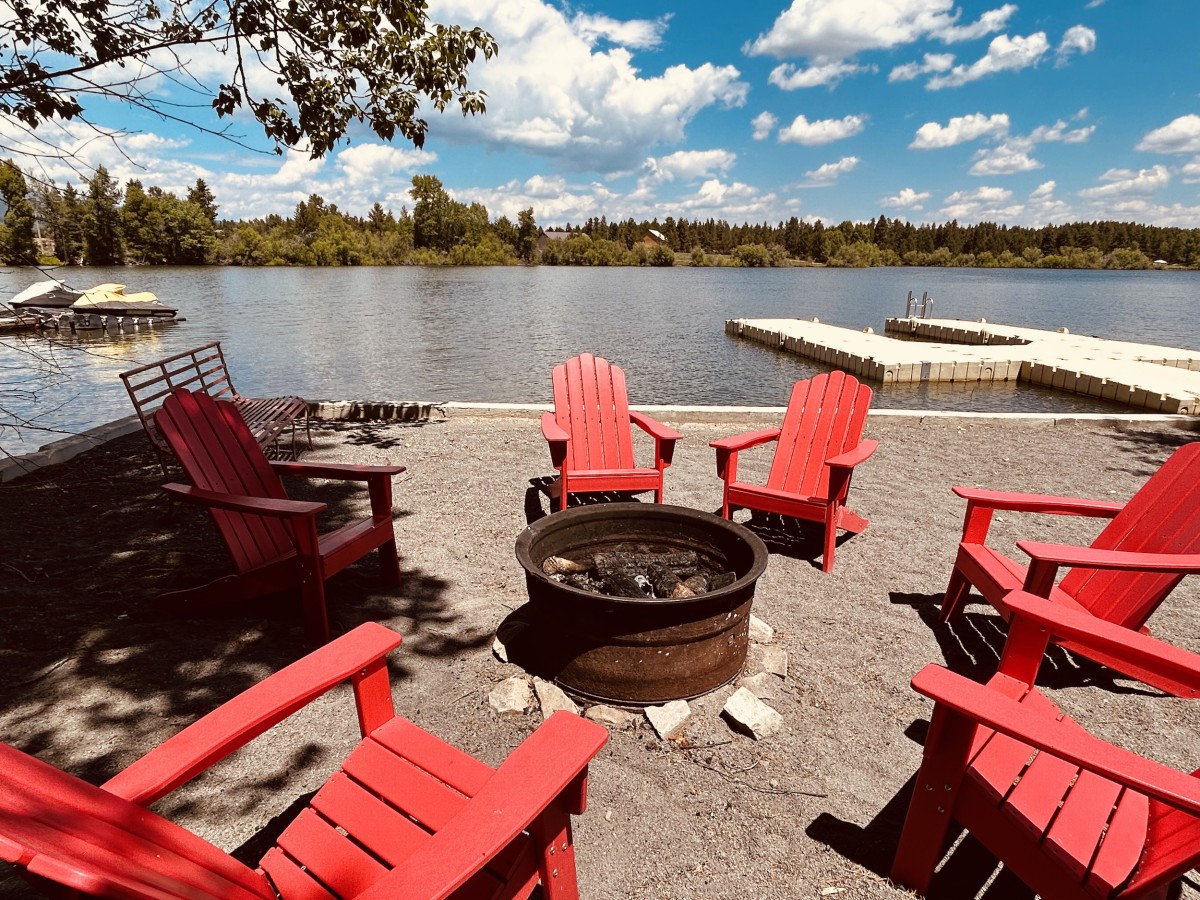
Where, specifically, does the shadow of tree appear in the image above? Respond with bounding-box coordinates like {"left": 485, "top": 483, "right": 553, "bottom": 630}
{"left": 889, "top": 591, "right": 1160, "bottom": 696}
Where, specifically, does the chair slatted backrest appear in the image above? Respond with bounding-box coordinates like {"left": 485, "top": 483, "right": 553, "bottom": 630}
{"left": 552, "top": 353, "right": 637, "bottom": 473}
{"left": 1058, "top": 441, "right": 1200, "bottom": 628}
{"left": 767, "top": 371, "right": 873, "bottom": 501}
{"left": 155, "top": 389, "right": 297, "bottom": 573}
{"left": 0, "top": 742, "right": 273, "bottom": 900}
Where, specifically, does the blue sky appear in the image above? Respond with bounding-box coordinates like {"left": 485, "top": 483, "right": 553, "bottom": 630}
{"left": 13, "top": 0, "right": 1200, "bottom": 228}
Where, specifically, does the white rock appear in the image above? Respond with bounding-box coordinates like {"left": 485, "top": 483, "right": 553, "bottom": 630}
{"left": 738, "top": 671, "right": 780, "bottom": 701}
{"left": 748, "top": 615, "right": 774, "bottom": 644}
{"left": 586, "top": 705, "right": 638, "bottom": 729}
{"left": 491, "top": 635, "right": 509, "bottom": 663}
{"left": 645, "top": 699, "right": 691, "bottom": 740}
{"left": 533, "top": 678, "right": 580, "bottom": 719}
{"left": 722, "top": 687, "right": 783, "bottom": 740}
{"left": 489, "top": 676, "right": 532, "bottom": 715}
{"left": 754, "top": 645, "right": 788, "bottom": 678}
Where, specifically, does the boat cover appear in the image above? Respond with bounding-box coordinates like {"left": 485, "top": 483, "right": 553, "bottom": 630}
{"left": 10, "top": 280, "right": 84, "bottom": 309}
{"left": 70, "top": 283, "right": 177, "bottom": 317}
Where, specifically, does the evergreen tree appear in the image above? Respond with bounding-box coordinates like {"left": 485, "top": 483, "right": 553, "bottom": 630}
{"left": 82, "top": 165, "right": 123, "bottom": 264}
{"left": 0, "top": 160, "right": 37, "bottom": 264}
{"left": 517, "top": 208, "right": 538, "bottom": 262}
{"left": 186, "top": 178, "right": 219, "bottom": 224}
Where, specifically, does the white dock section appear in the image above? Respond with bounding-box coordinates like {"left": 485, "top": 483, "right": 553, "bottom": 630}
{"left": 727, "top": 317, "right": 1200, "bottom": 414}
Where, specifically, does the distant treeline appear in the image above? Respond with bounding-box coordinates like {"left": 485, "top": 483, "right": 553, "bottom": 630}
{"left": 3, "top": 160, "right": 1198, "bottom": 270}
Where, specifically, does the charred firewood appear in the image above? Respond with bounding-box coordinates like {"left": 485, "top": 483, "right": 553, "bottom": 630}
{"left": 647, "top": 562, "right": 696, "bottom": 599}
{"left": 591, "top": 549, "right": 699, "bottom": 572}
{"left": 682, "top": 573, "right": 709, "bottom": 595}
{"left": 709, "top": 571, "right": 737, "bottom": 590}
{"left": 542, "top": 555, "right": 590, "bottom": 576}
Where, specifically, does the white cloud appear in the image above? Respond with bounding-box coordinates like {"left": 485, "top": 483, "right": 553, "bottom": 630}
{"left": 426, "top": 0, "right": 747, "bottom": 173}
{"left": 969, "top": 143, "right": 1041, "bottom": 175}
{"left": 927, "top": 32, "right": 1050, "bottom": 89}
{"left": 910, "top": 113, "right": 1009, "bottom": 149}
{"left": 881, "top": 187, "right": 931, "bottom": 209}
{"left": 570, "top": 12, "right": 670, "bottom": 50}
{"left": 523, "top": 174, "right": 567, "bottom": 197}
{"left": 802, "top": 156, "right": 859, "bottom": 185}
{"left": 643, "top": 149, "right": 737, "bottom": 183}
{"left": 768, "top": 60, "right": 873, "bottom": 90}
{"left": 778, "top": 114, "right": 866, "bottom": 145}
{"left": 938, "top": 185, "right": 1021, "bottom": 222}
{"left": 752, "top": 112, "right": 778, "bottom": 141}
{"left": 1181, "top": 158, "right": 1200, "bottom": 184}
{"left": 1078, "top": 165, "right": 1171, "bottom": 199}
{"left": 1056, "top": 25, "right": 1096, "bottom": 64}
{"left": 889, "top": 53, "right": 955, "bottom": 82}
{"left": 745, "top": 0, "right": 1015, "bottom": 59}
{"left": 336, "top": 144, "right": 436, "bottom": 184}
{"left": 1137, "top": 114, "right": 1200, "bottom": 155}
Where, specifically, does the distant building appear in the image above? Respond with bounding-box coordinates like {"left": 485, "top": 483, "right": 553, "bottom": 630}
{"left": 642, "top": 229, "right": 667, "bottom": 247}
{"left": 537, "top": 229, "right": 573, "bottom": 252}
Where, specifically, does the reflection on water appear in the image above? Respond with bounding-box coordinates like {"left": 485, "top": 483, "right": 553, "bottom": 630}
{"left": 2, "top": 265, "right": 1194, "bottom": 454}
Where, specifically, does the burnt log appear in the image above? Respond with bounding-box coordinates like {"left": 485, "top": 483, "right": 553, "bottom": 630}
{"left": 647, "top": 562, "right": 696, "bottom": 599}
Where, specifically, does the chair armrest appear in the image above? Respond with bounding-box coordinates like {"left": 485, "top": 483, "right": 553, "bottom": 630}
{"left": 1018, "top": 540, "right": 1200, "bottom": 597}
{"left": 102, "top": 623, "right": 403, "bottom": 807}
{"left": 952, "top": 486, "right": 1125, "bottom": 518}
{"left": 911, "top": 665, "right": 1200, "bottom": 816}
{"left": 827, "top": 439, "right": 878, "bottom": 469}
{"left": 358, "top": 711, "right": 608, "bottom": 900}
{"left": 270, "top": 461, "right": 405, "bottom": 481}
{"left": 709, "top": 428, "right": 781, "bottom": 454}
{"left": 541, "top": 413, "right": 570, "bottom": 468}
{"left": 162, "top": 483, "right": 326, "bottom": 518}
{"left": 1000, "top": 590, "right": 1200, "bottom": 695}
{"left": 628, "top": 410, "right": 683, "bottom": 443}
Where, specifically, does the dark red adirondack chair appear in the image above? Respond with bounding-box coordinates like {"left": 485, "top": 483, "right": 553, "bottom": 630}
{"left": 709, "top": 371, "right": 877, "bottom": 572}
{"left": 0, "top": 622, "right": 609, "bottom": 900}
{"left": 155, "top": 388, "right": 405, "bottom": 646}
{"left": 941, "top": 440, "right": 1200, "bottom": 696}
{"left": 540, "top": 353, "right": 682, "bottom": 510}
{"left": 892, "top": 590, "right": 1200, "bottom": 899}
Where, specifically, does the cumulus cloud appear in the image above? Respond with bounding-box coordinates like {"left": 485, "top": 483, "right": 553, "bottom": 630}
{"left": 642, "top": 149, "right": 737, "bottom": 183}
{"left": 745, "top": 0, "right": 1015, "bottom": 59}
{"left": 881, "top": 188, "right": 932, "bottom": 210}
{"left": 778, "top": 113, "right": 866, "bottom": 145}
{"left": 768, "top": 60, "right": 874, "bottom": 90}
{"left": 969, "top": 144, "right": 1041, "bottom": 175}
{"left": 1079, "top": 165, "right": 1171, "bottom": 199}
{"left": 889, "top": 53, "right": 955, "bottom": 82}
{"left": 910, "top": 113, "right": 1010, "bottom": 149}
{"left": 336, "top": 144, "right": 436, "bottom": 183}
{"left": 938, "top": 185, "right": 1021, "bottom": 222}
{"left": 570, "top": 12, "right": 670, "bottom": 49}
{"left": 1056, "top": 25, "right": 1096, "bottom": 64}
{"left": 1137, "top": 114, "right": 1200, "bottom": 155}
{"left": 752, "top": 112, "right": 778, "bottom": 141}
{"left": 426, "top": 0, "right": 747, "bottom": 172}
{"left": 1181, "top": 158, "right": 1200, "bottom": 184}
{"left": 801, "top": 156, "right": 859, "bottom": 185}
{"left": 926, "top": 32, "right": 1050, "bottom": 89}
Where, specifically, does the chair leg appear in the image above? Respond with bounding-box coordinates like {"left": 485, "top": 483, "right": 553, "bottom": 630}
{"left": 530, "top": 805, "right": 581, "bottom": 900}
{"left": 941, "top": 565, "right": 973, "bottom": 622}
{"left": 378, "top": 539, "right": 402, "bottom": 587}
{"left": 821, "top": 504, "right": 838, "bottom": 573}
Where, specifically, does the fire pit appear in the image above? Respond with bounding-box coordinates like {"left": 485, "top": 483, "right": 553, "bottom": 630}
{"left": 514, "top": 503, "right": 769, "bottom": 705}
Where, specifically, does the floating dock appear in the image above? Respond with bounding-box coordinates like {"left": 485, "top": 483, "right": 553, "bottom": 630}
{"left": 726, "top": 317, "right": 1200, "bottom": 415}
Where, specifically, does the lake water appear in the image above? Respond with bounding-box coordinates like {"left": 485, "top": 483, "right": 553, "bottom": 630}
{"left": 2, "top": 265, "right": 1198, "bottom": 455}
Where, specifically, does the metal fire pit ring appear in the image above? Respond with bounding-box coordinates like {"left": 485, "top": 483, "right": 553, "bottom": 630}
{"left": 514, "top": 503, "right": 769, "bottom": 706}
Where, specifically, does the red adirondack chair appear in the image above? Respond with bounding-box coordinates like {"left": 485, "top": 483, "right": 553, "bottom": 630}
{"left": 540, "top": 353, "right": 682, "bottom": 511}
{"left": 0, "top": 623, "right": 609, "bottom": 900}
{"left": 942, "top": 440, "right": 1200, "bottom": 696}
{"left": 709, "top": 371, "right": 877, "bottom": 572}
{"left": 892, "top": 590, "right": 1200, "bottom": 899}
{"left": 155, "top": 388, "right": 405, "bottom": 646}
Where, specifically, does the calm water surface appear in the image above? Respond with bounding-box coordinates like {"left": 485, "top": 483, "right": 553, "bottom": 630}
{"left": 3, "top": 265, "right": 1198, "bottom": 455}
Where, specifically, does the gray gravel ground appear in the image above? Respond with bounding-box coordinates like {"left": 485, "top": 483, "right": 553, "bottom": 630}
{"left": 1, "top": 409, "right": 1198, "bottom": 899}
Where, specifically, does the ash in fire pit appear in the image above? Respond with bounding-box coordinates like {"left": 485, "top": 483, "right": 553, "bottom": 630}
{"left": 513, "top": 503, "right": 769, "bottom": 706}
{"left": 541, "top": 547, "right": 737, "bottom": 599}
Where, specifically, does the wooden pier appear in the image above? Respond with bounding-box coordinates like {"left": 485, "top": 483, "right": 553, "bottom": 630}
{"left": 726, "top": 316, "right": 1200, "bottom": 414}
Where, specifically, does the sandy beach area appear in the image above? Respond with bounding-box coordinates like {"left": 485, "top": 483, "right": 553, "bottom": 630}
{"left": 1, "top": 409, "right": 1198, "bottom": 898}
